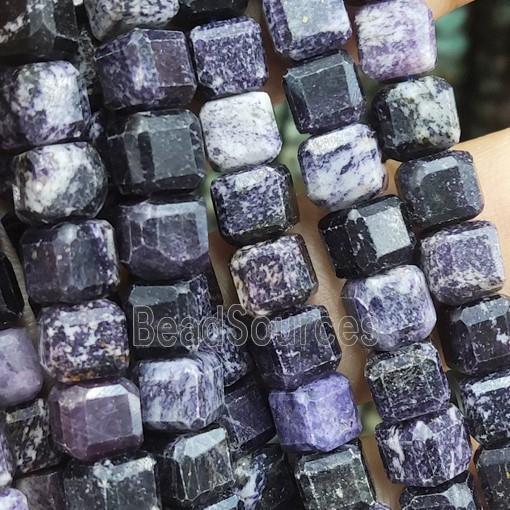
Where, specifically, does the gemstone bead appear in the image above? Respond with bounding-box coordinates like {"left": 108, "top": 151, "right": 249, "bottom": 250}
{"left": 319, "top": 195, "right": 415, "bottom": 278}
{"left": 299, "top": 124, "right": 386, "bottom": 212}
{"left": 21, "top": 220, "right": 120, "bottom": 305}
{"left": 202, "top": 495, "right": 243, "bottom": 510}
{"left": 200, "top": 91, "right": 282, "bottom": 171}
{"left": 373, "top": 76, "right": 460, "bottom": 161}
{"left": 0, "top": 489, "right": 29, "bottom": 510}
{"left": 354, "top": 0, "right": 436, "bottom": 82}
{"left": 420, "top": 221, "right": 505, "bottom": 305}
{"left": 12, "top": 142, "right": 107, "bottom": 226}
{"left": 284, "top": 51, "right": 365, "bottom": 134}
{"left": 366, "top": 342, "right": 450, "bottom": 422}
{"left": 0, "top": 328, "right": 43, "bottom": 408}
{"left": 251, "top": 305, "right": 341, "bottom": 390}
{"left": 375, "top": 405, "right": 471, "bottom": 487}
{"left": 476, "top": 445, "right": 510, "bottom": 510}
{"left": 74, "top": 24, "right": 101, "bottom": 110}
{"left": 342, "top": 265, "right": 437, "bottom": 351}
{"left": 63, "top": 452, "right": 161, "bottom": 510}
{"left": 15, "top": 469, "right": 66, "bottom": 510}
{"left": 116, "top": 198, "right": 208, "bottom": 281}
{"left": 210, "top": 165, "right": 298, "bottom": 246}
{"left": 0, "top": 253, "right": 24, "bottom": 329}
{"left": 0, "top": 424, "right": 14, "bottom": 489}
{"left": 48, "top": 378, "right": 143, "bottom": 462}
{"left": 108, "top": 110, "right": 206, "bottom": 195}
{"left": 177, "top": 0, "right": 248, "bottom": 26}
{"left": 230, "top": 234, "right": 318, "bottom": 316}
{"left": 190, "top": 17, "right": 267, "bottom": 98}
{"left": 269, "top": 373, "right": 361, "bottom": 453}
{"left": 262, "top": 0, "right": 351, "bottom": 61}
{"left": 84, "top": 0, "right": 179, "bottom": 41}
{"left": 137, "top": 353, "right": 224, "bottom": 432}
{"left": 294, "top": 442, "right": 376, "bottom": 510}
{"left": 38, "top": 299, "right": 129, "bottom": 383}
{"left": 95, "top": 29, "right": 196, "bottom": 111}
{"left": 87, "top": 109, "right": 109, "bottom": 160}
{"left": 0, "top": 61, "right": 91, "bottom": 151}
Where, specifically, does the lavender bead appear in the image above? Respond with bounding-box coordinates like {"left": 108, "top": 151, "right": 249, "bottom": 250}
{"left": 0, "top": 489, "right": 29, "bottom": 510}
{"left": 202, "top": 495, "right": 242, "bottom": 510}
{"left": 15, "top": 469, "right": 66, "bottom": 510}
{"left": 0, "top": 424, "right": 14, "bottom": 489}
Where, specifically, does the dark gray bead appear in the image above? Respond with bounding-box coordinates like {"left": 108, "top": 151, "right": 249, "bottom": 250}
{"left": 476, "top": 445, "right": 510, "bottom": 510}
{"left": 177, "top": 0, "right": 248, "bottom": 26}
{"left": 0, "top": 253, "right": 24, "bottom": 329}
{"left": 15, "top": 468, "right": 66, "bottom": 510}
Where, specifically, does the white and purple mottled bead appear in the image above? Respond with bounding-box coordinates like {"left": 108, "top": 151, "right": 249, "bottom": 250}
{"left": 0, "top": 424, "right": 14, "bottom": 490}
{"left": 0, "top": 489, "right": 29, "bottom": 510}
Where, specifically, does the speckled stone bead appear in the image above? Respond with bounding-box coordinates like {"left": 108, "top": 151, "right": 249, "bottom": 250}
{"left": 211, "top": 165, "right": 298, "bottom": 246}
{"left": 84, "top": 0, "right": 179, "bottom": 41}
{"left": 396, "top": 150, "right": 484, "bottom": 230}
{"left": 95, "top": 29, "right": 196, "bottom": 111}
{"left": 200, "top": 91, "right": 282, "bottom": 171}
{"left": 319, "top": 195, "right": 415, "bottom": 278}
{"left": 190, "top": 17, "right": 267, "bottom": 98}
{"left": 0, "top": 61, "right": 91, "bottom": 151}
{"left": 116, "top": 198, "right": 208, "bottom": 281}
{"left": 269, "top": 373, "right": 361, "bottom": 453}
{"left": 0, "top": 489, "right": 29, "bottom": 510}
{"left": 63, "top": 452, "right": 161, "bottom": 510}
{"left": 476, "top": 445, "right": 510, "bottom": 510}
{"left": 251, "top": 305, "right": 341, "bottom": 390}
{"left": 177, "top": 0, "right": 248, "bottom": 26}
{"left": 87, "top": 109, "right": 109, "bottom": 159}
{"left": 373, "top": 76, "right": 460, "bottom": 162}
{"left": 366, "top": 342, "right": 450, "bottom": 423}
{"left": 299, "top": 124, "right": 386, "bottom": 211}
{"left": 376, "top": 405, "right": 471, "bottom": 487}
{"left": 0, "top": 424, "right": 14, "bottom": 489}
{"left": 0, "top": 253, "right": 24, "bottom": 329}
{"left": 230, "top": 234, "right": 318, "bottom": 316}
{"left": 354, "top": 0, "right": 436, "bottom": 81}
{"left": 21, "top": 220, "right": 120, "bottom": 305}
{"left": 342, "top": 265, "right": 436, "bottom": 351}
{"left": 13, "top": 142, "right": 107, "bottom": 226}
{"left": 48, "top": 378, "right": 143, "bottom": 462}
{"left": 137, "top": 353, "right": 224, "bottom": 432}
{"left": 294, "top": 443, "right": 376, "bottom": 510}
{"left": 284, "top": 51, "right": 365, "bottom": 134}
{"left": 202, "top": 495, "right": 243, "bottom": 510}
{"left": 15, "top": 469, "right": 66, "bottom": 510}
{"left": 262, "top": 0, "right": 351, "bottom": 61}
{"left": 108, "top": 110, "right": 206, "bottom": 195}
{"left": 420, "top": 221, "right": 505, "bottom": 305}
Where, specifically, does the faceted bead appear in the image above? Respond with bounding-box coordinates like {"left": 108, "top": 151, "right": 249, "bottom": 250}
{"left": 38, "top": 299, "right": 129, "bottom": 383}
{"left": 12, "top": 142, "right": 107, "bottom": 226}
{"left": 48, "top": 378, "right": 143, "bottom": 462}
{"left": 15, "top": 468, "right": 66, "bottom": 510}
{"left": 95, "top": 29, "right": 196, "bottom": 111}
{"left": 137, "top": 353, "right": 224, "bottom": 432}
{"left": 63, "top": 452, "right": 161, "bottom": 510}
{"left": 0, "top": 0, "right": 79, "bottom": 61}
{"left": 294, "top": 442, "right": 376, "bottom": 510}
{"left": 476, "top": 445, "right": 510, "bottom": 510}
{"left": 251, "top": 305, "right": 341, "bottom": 390}
{"left": 299, "top": 124, "right": 386, "bottom": 212}
{"left": 284, "top": 51, "right": 365, "bottom": 134}
{"left": 3, "top": 399, "right": 61, "bottom": 475}
{"left": 0, "top": 61, "right": 91, "bottom": 151}
{"left": 420, "top": 221, "right": 505, "bottom": 305}
{"left": 116, "top": 198, "right": 208, "bottom": 281}
{"left": 84, "top": 0, "right": 179, "bottom": 41}
{"left": 0, "top": 423, "right": 14, "bottom": 489}
{"left": 262, "top": 0, "right": 351, "bottom": 61}
{"left": 342, "top": 265, "right": 437, "bottom": 351}
{"left": 0, "top": 489, "right": 29, "bottom": 510}
{"left": 375, "top": 405, "right": 471, "bottom": 487}
{"left": 230, "top": 234, "right": 318, "bottom": 316}
{"left": 365, "top": 342, "right": 450, "bottom": 423}
{"left": 210, "top": 165, "right": 298, "bottom": 246}
{"left": 108, "top": 110, "right": 206, "bottom": 196}
{"left": 354, "top": 0, "right": 436, "bottom": 82}
{"left": 269, "top": 373, "right": 361, "bottom": 453}
{"left": 319, "top": 195, "right": 415, "bottom": 278}
{"left": 0, "top": 253, "right": 24, "bottom": 329}
{"left": 177, "top": 0, "right": 248, "bottom": 26}
{"left": 372, "top": 76, "right": 460, "bottom": 161}
{"left": 0, "top": 328, "right": 43, "bottom": 408}
{"left": 21, "top": 220, "right": 120, "bottom": 305}
{"left": 200, "top": 91, "right": 282, "bottom": 171}
{"left": 202, "top": 495, "right": 243, "bottom": 510}
{"left": 190, "top": 17, "right": 268, "bottom": 98}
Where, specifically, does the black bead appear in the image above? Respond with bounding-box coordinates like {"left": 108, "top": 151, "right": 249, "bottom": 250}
{"left": 0, "top": 252, "right": 24, "bottom": 329}
{"left": 176, "top": 0, "right": 248, "bottom": 27}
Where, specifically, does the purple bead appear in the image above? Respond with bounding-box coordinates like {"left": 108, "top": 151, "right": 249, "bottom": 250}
{"left": 48, "top": 378, "right": 143, "bottom": 462}
{"left": 190, "top": 17, "right": 268, "bottom": 98}
{"left": 262, "top": 0, "right": 351, "bottom": 61}
{"left": 476, "top": 445, "right": 510, "bottom": 510}
{"left": 230, "top": 234, "right": 318, "bottom": 316}
{"left": 0, "top": 61, "right": 90, "bottom": 151}
{"left": 354, "top": 0, "right": 436, "bottom": 81}
{"left": 420, "top": 220, "right": 505, "bottom": 305}
{"left": 342, "top": 265, "right": 437, "bottom": 351}
{"left": 0, "top": 328, "right": 43, "bottom": 408}
{"left": 0, "top": 423, "right": 14, "bottom": 489}
{"left": 269, "top": 373, "right": 361, "bottom": 453}
{"left": 15, "top": 468, "right": 66, "bottom": 510}
{"left": 376, "top": 405, "right": 471, "bottom": 487}
{"left": 95, "top": 29, "right": 196, "bottom": 111}
{"left": 0, "top": 489, "right": 29, "bottom": 510}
